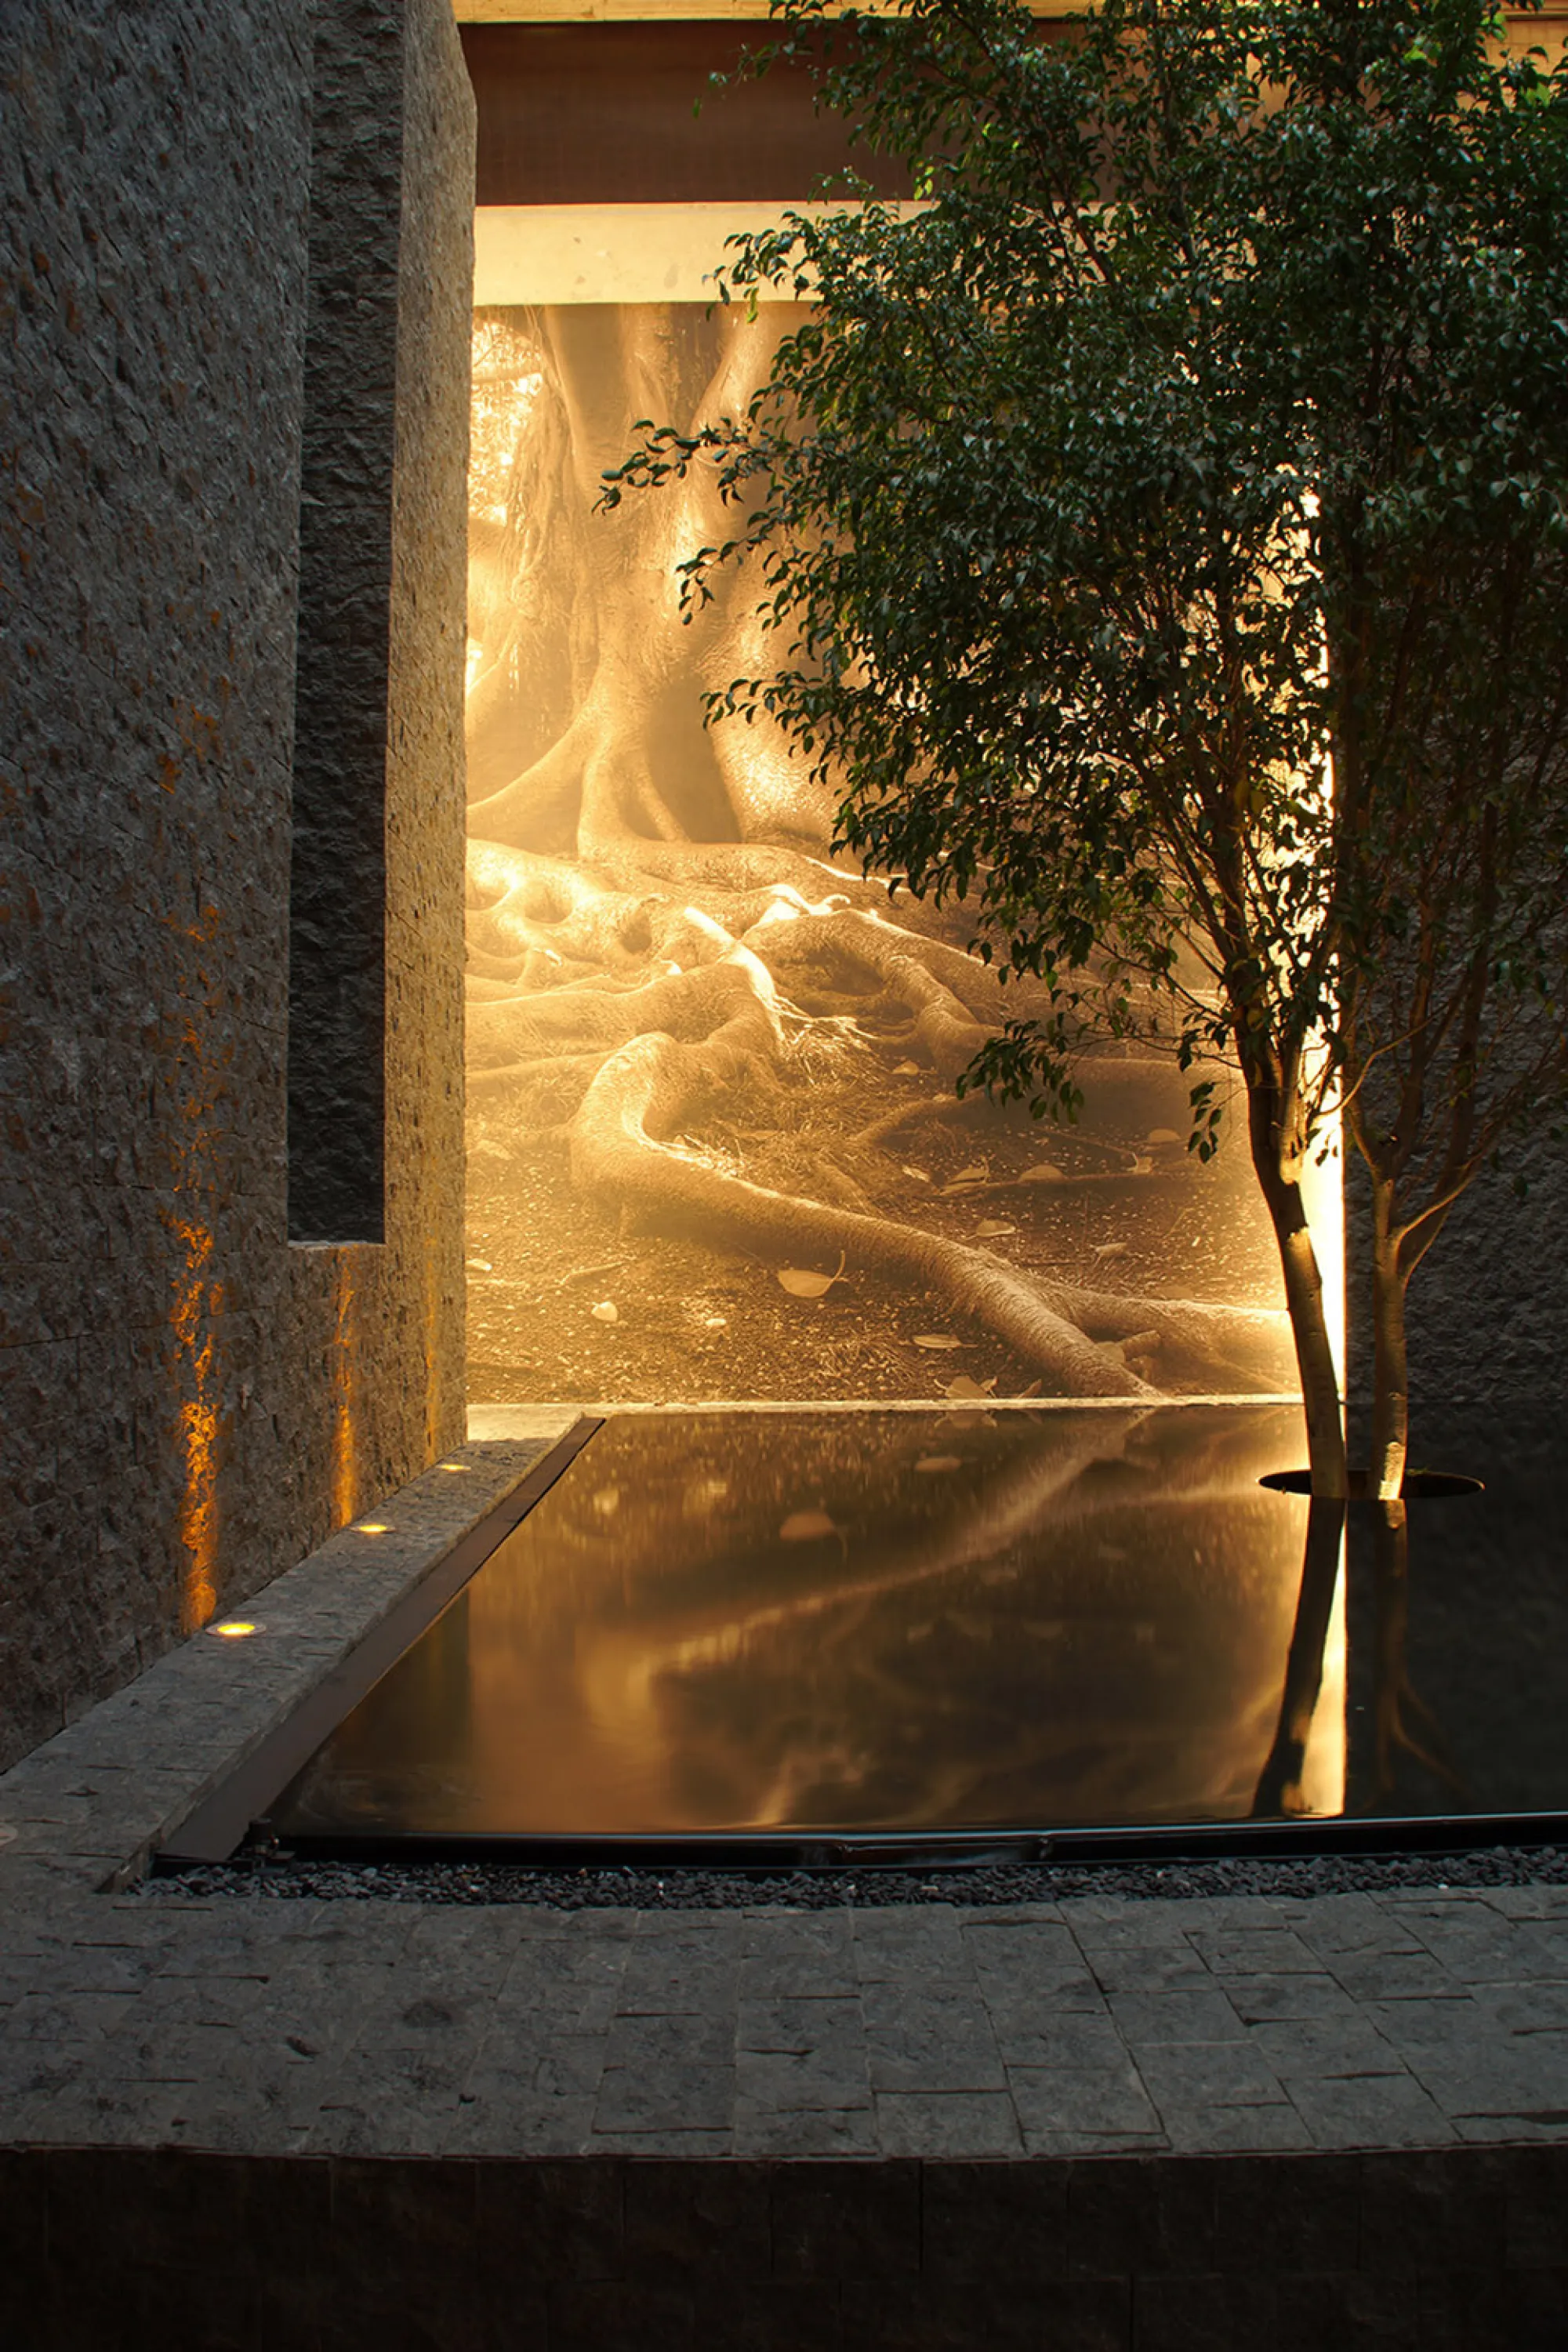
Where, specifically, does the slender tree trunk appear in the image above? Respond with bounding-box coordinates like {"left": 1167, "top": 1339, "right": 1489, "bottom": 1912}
{"left": 1370, "top": 1178, "right": 1410, "bottom": 1501}
{"left": 1247, "top": 1082, "right": 1347, "bottom": 1497}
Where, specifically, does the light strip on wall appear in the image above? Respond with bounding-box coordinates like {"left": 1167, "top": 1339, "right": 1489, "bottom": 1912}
{"left": 474, "top": 200, "right": 898, "bottom": 306}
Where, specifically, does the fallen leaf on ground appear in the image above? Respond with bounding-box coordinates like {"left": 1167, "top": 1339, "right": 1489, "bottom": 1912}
{"left": 1094, "top": 1241, "right": 1128, "bottom": 1261}
{"left": 1014, "top": 1379, "right": 1044, "bottom": 1398}
{"left": 590, "top": 1300, "right": 619, "bottom": 1322}
{"left": 913, "top": 1334, "right": 963, "bottom": 1350}
{"left": 779, "top": 1509, "right": 838, "bottom": 1541}
{"left": 465, "top": 1259, "right": 493, "bottom": 1272}
{"left": 893, "top": 1061, "right": 923, "bottom": 1076}
{"left": 776, "top": 1253, "right": 845, "bottom": 1300}
{"left": 975, "top": 1221, "right": 1016, "bottom": 1238}
{"left": 1018, "top": 1163, "right": 1065, "bottom": 1183}
{"left": 901, "top": 1165, "right": 931, "bottom": 1182}
{"left": 913, "top": 1454, "right": 964, "bottom": 1473}
{"left": 944, "top": 1375, "right": 997, "bottom": 1399}
{"left": 1147, "top": 1127, "right": 1181, "bottom": 1145}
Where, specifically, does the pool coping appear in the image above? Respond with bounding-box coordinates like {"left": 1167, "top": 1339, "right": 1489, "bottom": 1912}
{"left": 0, "top": 1417, "right": 583, "bottom": 1902}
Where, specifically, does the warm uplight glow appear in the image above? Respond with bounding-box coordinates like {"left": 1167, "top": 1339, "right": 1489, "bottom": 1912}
{"left": 165, "top": 901, "right": 227, "bottom": 1636}
{"left": 331, "top": 1261, "right": 359, "bottom": 1530}
{"left": 176, "top": 1373, "right": 220, "bottom": 1634}
{"left": 1299, "top": 727, "right": 1346, "bottom": 1396}
{"left": 208, "top": 1620, "right": 258, "bottom": 1640}
{"left": 358, "top": 1522, "right": 391, "bottom": 1535}
{"left": 438, "top": 1461, "right": 470, "bottom": 1472}
{"left": 1300, "top": 1107, "right": 1347, "bottom": 1396}
{"left": 423, "top": 1242, "right": 441, "bottom": 1458}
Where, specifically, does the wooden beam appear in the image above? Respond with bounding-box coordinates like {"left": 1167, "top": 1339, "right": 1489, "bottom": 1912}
{"left": 456, "top": 1, "right": 1565, "bottom": 22}
{"left": 456, "top": 3, "right": 1083, "bottom": 19}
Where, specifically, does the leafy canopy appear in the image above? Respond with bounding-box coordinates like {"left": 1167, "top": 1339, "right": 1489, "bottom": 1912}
{"left": 607, "top": 0, "right": 1568, "bottom": 1210}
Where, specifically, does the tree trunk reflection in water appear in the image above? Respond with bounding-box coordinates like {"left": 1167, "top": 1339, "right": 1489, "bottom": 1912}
{"left": 1370, "top": 1500, "right": 1466, "bottom": 1809}
{"left": 1250, "top": 1496, "right": 1346, "bottom": 1817}
{"left": 465, "top": 306, "right": 1296, "bottom": 1401}
{"left": 1250, "top": 1494, "right": 1470, "bottom": 1820}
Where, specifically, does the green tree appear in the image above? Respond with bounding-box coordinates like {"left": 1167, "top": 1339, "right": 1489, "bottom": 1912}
{"left": 609, "top": 0, "right": 1568, "bottom": 1495}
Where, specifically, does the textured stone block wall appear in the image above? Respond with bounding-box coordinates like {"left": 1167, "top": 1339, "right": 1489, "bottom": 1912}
{"left": 0, "top": 0, "right": 473, "bottom": 1770}
{"left": 1345, "top": 1140, "right": 1568, "bottom": 1433}
{"left": 0, "top": 2145, "right": 1564, "bottom": 2347}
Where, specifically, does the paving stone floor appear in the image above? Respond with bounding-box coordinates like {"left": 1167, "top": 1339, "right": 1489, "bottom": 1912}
{"left": 2, "top": 1414, "right": 1566, "bottom": 2170}
{"left": 3, "top": 1877, "right": 1568, "bottom": 2162}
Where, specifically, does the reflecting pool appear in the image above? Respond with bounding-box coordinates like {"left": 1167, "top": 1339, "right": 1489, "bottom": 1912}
{"left": 268, "top": 1404, "right": 1373, "bottom": 1841}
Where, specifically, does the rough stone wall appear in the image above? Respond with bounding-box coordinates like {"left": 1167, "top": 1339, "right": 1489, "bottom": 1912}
{"left": 0, "top": 0, "right": 473, "bottom": 1770}
{"left": 376, "top": 0, "right": 473, "bottom": 1473}
{"left": 1345, "top": 1136, "right": 1568, "bottom": 1436}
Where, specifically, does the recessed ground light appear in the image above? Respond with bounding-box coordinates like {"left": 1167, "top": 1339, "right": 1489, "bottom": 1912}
{"left": 357, "top": 1522, "right": 391, "bottom": 1535}
{"left": 209, "top": 1621, "right": 260, "bottom": 1640}
{"left": 438, "top": 1461, "right": 469, "bottom": 1472}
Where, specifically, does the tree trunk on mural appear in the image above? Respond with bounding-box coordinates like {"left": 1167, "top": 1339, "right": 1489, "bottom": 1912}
{"left": 463, "top": 305, "right": 1298, "bottom": 1400}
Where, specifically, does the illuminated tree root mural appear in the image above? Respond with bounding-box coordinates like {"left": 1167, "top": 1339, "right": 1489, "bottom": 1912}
{"left": 465, "top": 303, "right": 1297, "bottom": 1403}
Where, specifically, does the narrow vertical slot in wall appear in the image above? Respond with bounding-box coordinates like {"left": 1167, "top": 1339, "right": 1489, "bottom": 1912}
{"left": 287, "top": 0, "right": 408, "bottom": 1244}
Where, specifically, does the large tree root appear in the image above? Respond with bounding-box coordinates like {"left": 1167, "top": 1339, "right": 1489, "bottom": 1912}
{"left": 851, "top": 1057, "right": 1232, "bottom": 1152}
{"left": 750, "top": 908, "right": 997, "bottom": 1079}
{"left": 566, "top": 1025, "right": 1292, "bottom": 1398}
{"left": 466, "top": 840, "right": 1290, "bottom": 1396}
{"left": 470, "top": 956, "right": 775, "bottom": 1064}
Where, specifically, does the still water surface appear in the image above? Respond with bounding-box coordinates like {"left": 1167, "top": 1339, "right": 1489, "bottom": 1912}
{"left": 271, "top": 1406, "right": 1367, "bottom": 1838}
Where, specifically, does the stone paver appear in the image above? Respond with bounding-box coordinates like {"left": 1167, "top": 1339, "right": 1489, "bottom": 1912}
{"left": 2, "top": 1874, "right": 1568, "bottom": 2161}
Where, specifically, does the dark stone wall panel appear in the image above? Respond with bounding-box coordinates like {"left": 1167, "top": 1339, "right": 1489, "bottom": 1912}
{"left": 287, "top": 0, "right": 405, "bottom": 1246}
{"left": 1345, "top": 1118, "right": 1568, "bottom": 1437}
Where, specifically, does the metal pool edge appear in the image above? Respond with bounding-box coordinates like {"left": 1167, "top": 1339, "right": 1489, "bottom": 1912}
{"left": 207, "top": 1810, "right": 1568, "bottom": 1875}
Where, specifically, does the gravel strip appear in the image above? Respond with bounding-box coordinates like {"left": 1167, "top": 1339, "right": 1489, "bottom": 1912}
{"left": 140, "top": 1841, "right": 1568, "bottom": 1910}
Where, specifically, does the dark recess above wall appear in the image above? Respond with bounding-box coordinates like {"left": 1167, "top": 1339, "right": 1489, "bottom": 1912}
{"left": 460, "top": 22, "right": 914, "bottom": 203}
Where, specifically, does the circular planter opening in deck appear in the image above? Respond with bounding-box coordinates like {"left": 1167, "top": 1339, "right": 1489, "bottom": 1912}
{"left": 1259, "top": 1468, "right": 1484, "bottom": 1499}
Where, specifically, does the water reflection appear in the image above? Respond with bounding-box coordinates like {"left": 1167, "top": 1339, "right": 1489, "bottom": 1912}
{"left": 1360, "top": 1497, "right": 1467, "bottom": 1812}
{"left": 1250, "top": 1497, "right": 1347, "bottom": 1820}
{"left": 272, "top": 1404, "right": 1361, "bottom": 1838}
